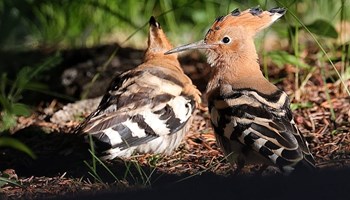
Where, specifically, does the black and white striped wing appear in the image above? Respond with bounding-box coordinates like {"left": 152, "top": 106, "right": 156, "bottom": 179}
{"left": 209, "top": 87, "right": 315, "bottom": 172}
{"left": 77, "top": 68, "right": 195, "bottom": 158}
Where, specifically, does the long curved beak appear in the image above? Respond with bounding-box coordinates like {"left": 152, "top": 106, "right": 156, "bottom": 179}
{"left": 164, "top": 40, "right": 215, "bottom": 55}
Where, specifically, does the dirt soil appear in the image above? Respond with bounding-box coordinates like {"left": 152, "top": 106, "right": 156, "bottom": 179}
{"left": 0, "top": 44, "right": 350, "bottom": 199}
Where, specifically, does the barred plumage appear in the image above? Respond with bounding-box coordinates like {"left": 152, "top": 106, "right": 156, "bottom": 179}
{"left": 166, "top": 8, "right": 315, "bottom": 174}
{"left": 209, "top": 87, "right": 315, "bottom": 173}
{"left": 75, "top": 16, "right": 201, "bottom": 160}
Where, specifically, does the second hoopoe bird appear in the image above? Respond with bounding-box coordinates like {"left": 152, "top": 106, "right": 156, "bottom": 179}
{"left": 75, "top": 16, "right": 201, "bottom": 160}
{"left": 166, "top": 7, "right": 315, "bottom": 174}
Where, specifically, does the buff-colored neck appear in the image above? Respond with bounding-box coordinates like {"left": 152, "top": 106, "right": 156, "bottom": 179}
{"left": 206, "top": 39, "right": 277, "bottom": 96}
{"left": 142, "top": 53, "right": 183, "bottom": 73}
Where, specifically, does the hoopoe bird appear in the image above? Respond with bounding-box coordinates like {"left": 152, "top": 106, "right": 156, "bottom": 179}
{"left": 75, "top": 16, "right": 201, "bottom": 160}
{"left": 166, "top": 7, "right": 315, "bottom": 174}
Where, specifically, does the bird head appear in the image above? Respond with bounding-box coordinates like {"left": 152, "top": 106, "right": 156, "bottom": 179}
{"left": 165, "top": 7, "right": 286, "bottom": 66}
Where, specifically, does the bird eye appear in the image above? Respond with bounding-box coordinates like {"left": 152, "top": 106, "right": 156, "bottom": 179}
{"left": 222, "top": 36, "right": 231, "bottom": 44}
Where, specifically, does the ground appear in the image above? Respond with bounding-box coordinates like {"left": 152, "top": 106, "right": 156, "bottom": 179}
{"left": 0, "top": 44, "right": 350, "bottom": 199}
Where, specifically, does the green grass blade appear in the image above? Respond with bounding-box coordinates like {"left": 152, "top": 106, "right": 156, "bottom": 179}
{"left": 88, "top": 149, "right": 120, "bottom": 182}
{"left": 84, "top": 160, "right": 104, "bottom": 183}
{"left": 0, "top": 137, "right": 36, "bottom": 159}
{"left": 0, "top": 177, "right": 22, "bottom": 187}
{"left": 283, "top": 4, "right": 350, "bottom": 96}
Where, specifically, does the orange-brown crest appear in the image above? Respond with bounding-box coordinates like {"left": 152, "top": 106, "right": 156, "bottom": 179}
{"left": 145, "top": 16, "right": 176, "bottom": 61}
{"left": 205, "top": 7, "right": 286, "bottom": 42}
{"left": 165, "top": 7, "right": 286, "bottom": 57}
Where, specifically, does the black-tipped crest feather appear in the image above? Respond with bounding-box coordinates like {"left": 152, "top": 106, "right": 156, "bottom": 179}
{"left": 249, "top": 6, "right": 263, "bottom": 16}
{"left": 269, "top": 7, "right": 287, "bottom": 15}
{"left": 149, "top": 16, "right": 161, "bottom": 28}
{"left": 231, "top": 8, "right": 241, "bottom": 16}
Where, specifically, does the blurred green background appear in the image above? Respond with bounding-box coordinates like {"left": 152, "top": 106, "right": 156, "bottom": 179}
{"left": 1, "top": 0, "right": 349, "bottom": 50}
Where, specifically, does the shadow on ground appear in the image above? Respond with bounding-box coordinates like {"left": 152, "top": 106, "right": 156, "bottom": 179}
{"left": 0, "top": 125, "right": 189, "bottom": 185}
{"left": 56, "top": 167, "right": 350, "bottom": 200}
{"left": 1, "top": 125, "right": 350, "bottom": 200}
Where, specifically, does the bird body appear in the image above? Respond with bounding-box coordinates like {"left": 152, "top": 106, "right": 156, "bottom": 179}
{"left": 166, "top": 7, "right": 315, "bottom": 174}
{"left": 76, "top": 16, "right": 201, "bottom": 160}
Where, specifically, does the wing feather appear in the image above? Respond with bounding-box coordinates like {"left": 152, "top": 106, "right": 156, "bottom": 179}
{"left": 76, "top": 69, "right": 196, "bottom": 158}
{"left": 210, "top": 87, "right": 315, "bottom": 172}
